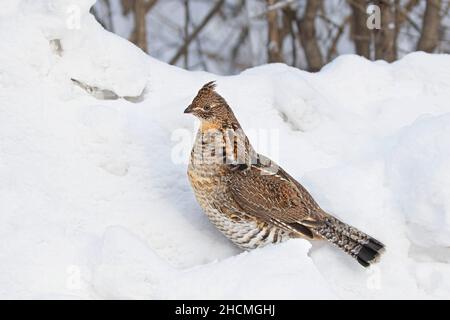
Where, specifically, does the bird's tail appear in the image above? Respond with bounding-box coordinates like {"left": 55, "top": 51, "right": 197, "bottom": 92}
{"left": 313, "top": 213, "right": 385, "bottom": 267}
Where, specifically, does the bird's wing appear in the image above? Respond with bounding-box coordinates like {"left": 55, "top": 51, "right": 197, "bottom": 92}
{"left": 229, "top": 155, "right": 324, "bottom": 238}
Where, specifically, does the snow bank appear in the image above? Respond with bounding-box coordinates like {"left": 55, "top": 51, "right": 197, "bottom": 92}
{"left": 1, "top": 0, "right": 450, "bottom": 299}
{"left": 93, "top": 227, "right": 335, "bottom": 299}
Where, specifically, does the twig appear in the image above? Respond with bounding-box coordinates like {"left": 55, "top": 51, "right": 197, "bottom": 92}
{"left": 169, "top": 0, "right": 225, "bottom": 65}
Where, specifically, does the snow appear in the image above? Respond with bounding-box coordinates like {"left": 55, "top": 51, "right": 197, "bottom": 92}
{"left": 93, "top": 227, "right": 335, "bottom": 299}
{"left": 1, "top": 0, "right": 450, "bottom": 299}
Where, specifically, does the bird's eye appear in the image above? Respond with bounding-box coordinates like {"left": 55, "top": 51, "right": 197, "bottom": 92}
{"left": 204, "top": 105, "right": 211, "bottom": 111}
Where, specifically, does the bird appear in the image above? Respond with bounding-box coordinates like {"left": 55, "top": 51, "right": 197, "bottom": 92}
{"left": 184, "top": 81, "right": 384, "bottom": 267}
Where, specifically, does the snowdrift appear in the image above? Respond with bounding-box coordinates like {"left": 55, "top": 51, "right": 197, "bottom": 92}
{"left": 1, "top": 0, "right": 450, "bottom": 299}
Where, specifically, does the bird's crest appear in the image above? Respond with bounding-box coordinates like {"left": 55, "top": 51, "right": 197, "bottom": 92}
{"left": 201, "top": 81, "right": 217, "bottom": 92}
{"left": 194, "top": 81, "right": 218, "bottom": 101}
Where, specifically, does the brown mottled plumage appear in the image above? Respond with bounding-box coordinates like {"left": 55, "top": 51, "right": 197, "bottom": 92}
{"left": 184, "top": 81, "right": 385, "bottom": 267}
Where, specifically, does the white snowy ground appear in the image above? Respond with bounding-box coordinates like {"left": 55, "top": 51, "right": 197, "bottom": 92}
{"left": 1, "top": 0, "right": 450, "bottom": 299}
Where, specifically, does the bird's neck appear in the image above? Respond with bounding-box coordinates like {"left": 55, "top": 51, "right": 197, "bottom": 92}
{"left": 200, "top": 120, "right": 222, "bottom": 132}
{"left": 192, "top": 120, "right": 256, "bottom": 169}
{"left": 199, "top": 114, "right": 240, "bottom": 132}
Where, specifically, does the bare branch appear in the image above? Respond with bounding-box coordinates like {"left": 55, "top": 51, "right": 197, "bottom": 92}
{"left": 327, "top": 15, "right": 351, "bottom": 62}
{"left": 169, "top": 0, "right": 225, "bottom": 65}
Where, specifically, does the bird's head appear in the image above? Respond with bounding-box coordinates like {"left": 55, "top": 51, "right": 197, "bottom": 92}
{"left": 184, "top": 81, "right": 238, "bottom": 129}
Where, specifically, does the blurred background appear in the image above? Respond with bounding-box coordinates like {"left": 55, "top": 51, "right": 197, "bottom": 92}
{"left": 91, "top": 0, "right": 450, "bottom": 74}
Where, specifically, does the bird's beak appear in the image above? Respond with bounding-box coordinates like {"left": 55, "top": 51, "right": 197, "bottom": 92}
{"left": 184, "top": 104, "right": 194, "bottom": 114}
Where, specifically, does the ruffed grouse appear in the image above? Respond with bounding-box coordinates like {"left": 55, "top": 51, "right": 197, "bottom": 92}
{"left": 185, "top": 81, "right": 384, "bottom": 267}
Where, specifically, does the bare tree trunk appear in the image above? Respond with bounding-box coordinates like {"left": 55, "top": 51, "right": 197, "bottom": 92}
{"left": 281, "top": 7, "right": 297, "bottom": 66}
{"left": 374, "top": 0, "right": 397, "bottom": 62}
{"left": 348, "top": 0, "right": 371, "bottom": 59}
{"left": 417, "top": 0, "right": 441, "bottom": 52}
{"left": 266, "top": 0, "right": 284, "bottom": 63}
{"left": 396, "top": 0, "right": 419, "bottom": 26}
{"left": 126, "top": 0, "right": 158, "bottom": 53}
{"left": 132, "top": 0, "right": 148, "bottom": 51}
{"left": 184, "top": 0, "right": 190, "bottom": 69}
{"left": 298, "top": 0, "right": 324, "bottom": 71}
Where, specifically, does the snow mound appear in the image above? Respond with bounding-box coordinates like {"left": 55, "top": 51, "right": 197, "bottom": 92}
{"left": 93, "top": 227, "right": 335, "bottom": 299}
{"left": 387, "top": 114, "right": 450, "bottom": 248}
{"left": 1, "top": 0, "right": 450, "bottom": 299}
